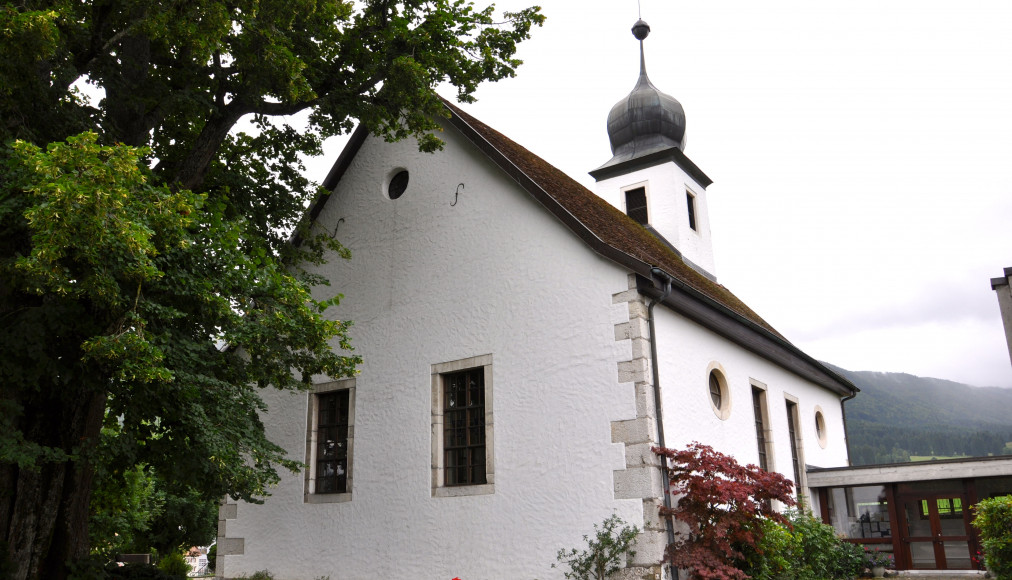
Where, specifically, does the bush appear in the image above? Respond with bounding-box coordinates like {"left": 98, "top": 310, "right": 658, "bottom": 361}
{"left": 741, "top": 510, "right": 864, "bottom": 580}
{"left": 155, "top": 553, "right": 190, "bottom": 578}
{"left": 973, "top": 495, "right": 1012, "bottom": 578}
{"left": 553, "top": 514, "right": 640, "bottom": 579}
{"left": 654, "top": 442, "right": 796, "bottom": 580}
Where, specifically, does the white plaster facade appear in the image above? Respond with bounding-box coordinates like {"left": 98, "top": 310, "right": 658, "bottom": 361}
{"left": 217, "top": 106, "right": 855, "bottom": 579}
{"left": 220, "top": 119, "right": 654, "bottom": 579}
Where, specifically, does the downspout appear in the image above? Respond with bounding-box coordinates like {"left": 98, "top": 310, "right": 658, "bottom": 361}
{"left": 840, "top": 391, "right": 857, "bottom": 467}
{"left": 646, "top": 267, "right": 677, "bottom": 579}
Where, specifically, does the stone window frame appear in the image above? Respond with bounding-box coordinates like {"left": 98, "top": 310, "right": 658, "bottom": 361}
{"left": 431, "top": 354, "right": 494, "bottom": 498}
{"left": 304, "top": 378, "right": 355, "bottom": 504}
{"left": 706, "top": 361, "right": 732, "bottom": 421}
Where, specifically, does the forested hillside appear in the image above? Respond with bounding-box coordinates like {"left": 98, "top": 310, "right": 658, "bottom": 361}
{"left": 826, "top": 364, "right": 1012, "bottom": 466}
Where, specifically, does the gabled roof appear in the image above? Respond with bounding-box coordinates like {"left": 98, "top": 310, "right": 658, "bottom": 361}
{"left": 315, "top": 100, "right": 856, "bottom": 397}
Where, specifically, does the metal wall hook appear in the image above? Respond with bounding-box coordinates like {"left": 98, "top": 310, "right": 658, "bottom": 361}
{"left": 451, "top": 183, "right": 464, "bottom": 207}
{"left": 329, "top": 217, "right": 345, "bottom": 238}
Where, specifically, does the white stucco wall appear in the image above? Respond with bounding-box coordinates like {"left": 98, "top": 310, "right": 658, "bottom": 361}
{"left": 652, "top": 307, "right": 851, "bottom": 503}
{"left": 594, "top": 163, "right": 716, "bottom": 278}
{"left": 221, "top": 121, "right": 649, "bottom": 580}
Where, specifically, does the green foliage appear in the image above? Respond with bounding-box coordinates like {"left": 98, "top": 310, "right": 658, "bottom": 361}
{"left": 206, "top": 545, "right": 216, "bottom": 573}
{"left": 238, "top": 571, "right": 275, "bottom": 580}
{"left": 155, "top": 553, "right": 189, "bottom": 578}
{"left": 0, "top": 0, "right": 543, "bottom": 576}
{"left": 89, "top": 459, "right": 166, "bottom": 560}
{"left": 973, "top": 495, "right": 1012, "bottom": 578}
{"left": 741, "top": 511, "right": 865, "bottom": 580}
{"left": 90, "top": 422, "right": 218, "bottom": 558}
{"left": 553, "top": 514, "right": 639, "bottom": 580}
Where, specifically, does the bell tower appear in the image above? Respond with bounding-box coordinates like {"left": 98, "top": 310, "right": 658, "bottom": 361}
{"left": 590, "top": 19, "right": 716, "bottom": 281}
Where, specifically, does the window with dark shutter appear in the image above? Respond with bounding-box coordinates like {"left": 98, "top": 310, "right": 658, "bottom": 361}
{"left": 625, "top": 187, "right": 648, "bottom": 225}
{"left": 686, "top": 191, "right": 697, "bottom": 231}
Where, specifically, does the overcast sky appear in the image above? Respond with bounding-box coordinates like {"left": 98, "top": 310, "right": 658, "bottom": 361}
{"left": 309, "top": 1, "right": 1012, "bottom": 388}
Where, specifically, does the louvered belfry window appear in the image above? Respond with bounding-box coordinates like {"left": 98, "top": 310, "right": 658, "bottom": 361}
{"left": 625, "top": 187, "right": 648, "bottom": 225}
{"left": 443, "top": 368, "right": 486, "bottom": 486}
{"left": 316, "top": 389, "right": 350, "bottom": 494}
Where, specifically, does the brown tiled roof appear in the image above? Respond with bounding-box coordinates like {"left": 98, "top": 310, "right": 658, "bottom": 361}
{"left": 442, "top": 99, "right": 784, "bottom": 339}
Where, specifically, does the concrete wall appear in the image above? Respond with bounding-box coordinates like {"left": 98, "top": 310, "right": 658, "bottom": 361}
{"left": 219, "top": 120, "right": 652, "bottom": 579}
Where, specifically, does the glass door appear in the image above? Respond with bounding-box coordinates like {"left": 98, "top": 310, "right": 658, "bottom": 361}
{"left": 900, "top": 494, "right": 973, "bottom": 570}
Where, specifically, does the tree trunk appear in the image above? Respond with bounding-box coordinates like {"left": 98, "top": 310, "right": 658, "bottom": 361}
{"left": 1, "top": 387, "right": 107, "bottom": 580}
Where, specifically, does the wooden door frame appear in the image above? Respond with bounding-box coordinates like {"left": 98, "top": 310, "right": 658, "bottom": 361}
{"left": 895, "top": 490, "right": 973, "bottom": 570}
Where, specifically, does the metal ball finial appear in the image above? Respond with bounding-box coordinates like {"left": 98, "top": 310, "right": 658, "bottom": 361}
{"left": 631, "top": 19, "right": 651, "bottom": 40}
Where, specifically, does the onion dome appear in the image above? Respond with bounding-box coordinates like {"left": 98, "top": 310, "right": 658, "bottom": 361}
{"left": 606, "top": 19, "right": 686, "bottom": 159}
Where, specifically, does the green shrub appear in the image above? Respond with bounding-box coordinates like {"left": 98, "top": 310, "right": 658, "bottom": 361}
{"left": 155, "top": 553, "right": 189, "bottom": 578}
{"left": 206, "top": 544, "right": 216, "bottom": 573}
{"left": 242, "top": 571, "right": 276, "bottom": 580}
{"left": 973, "top": 495, "right": 1012, "bottom": 578}
{"left": 742, "top": 510, "right": 864, "bottom": 580}
{"left": 740, "top": 517, "right": 799, "bottom": 579}
{"left": 553, "top": 514, "right": 639, "bottom": 580}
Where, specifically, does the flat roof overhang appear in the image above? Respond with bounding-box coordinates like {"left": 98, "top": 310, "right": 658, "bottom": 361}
{"left": 807, "top": 456, "right": 1012, "bottom": 488}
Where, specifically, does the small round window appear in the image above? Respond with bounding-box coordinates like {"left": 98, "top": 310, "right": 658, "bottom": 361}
{"left": 707, "top": 368, "right": 731, "bottom": 420}
{"left": 709, "top": 373, "right": 722, "bottom": 408}
{"left": 815, "top": 407, "right": 828, "bottom": 448}
{"left": 387, "top": 169, "right": 409, "bottom": 200}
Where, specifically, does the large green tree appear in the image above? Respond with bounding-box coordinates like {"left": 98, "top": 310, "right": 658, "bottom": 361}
{"left": 0, "top": 2, "right": 543, "bottom": 579}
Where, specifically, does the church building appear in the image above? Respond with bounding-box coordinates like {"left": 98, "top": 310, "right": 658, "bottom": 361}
{"left": 216, "top": 19, "right": 856, "bottom": 580}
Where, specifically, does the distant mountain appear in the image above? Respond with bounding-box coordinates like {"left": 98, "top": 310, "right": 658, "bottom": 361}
{"left": 824, "top": 364, "right": 1012, "bottom": 465}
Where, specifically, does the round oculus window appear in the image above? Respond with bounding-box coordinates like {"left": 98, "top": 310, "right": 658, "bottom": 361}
{"left": 387, "top": 169, "right": 409, "bottom": 199}
{"left": 707, "top": 368, "right": 731, "bottom": 420}
{"left": 815, "top": 408, "right": 828, "bottom": 448}
{"left": 709, "top": 372, "right": 722, "bottom": 408}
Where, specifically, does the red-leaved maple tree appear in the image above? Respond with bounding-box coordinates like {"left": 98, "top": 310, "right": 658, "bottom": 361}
{"left": 654, "top": 442, "right": 797, "bottom": 580}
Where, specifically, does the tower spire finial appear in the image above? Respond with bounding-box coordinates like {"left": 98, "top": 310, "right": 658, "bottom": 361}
{"left": 600, "top": 16, "right": 687, "bottom": 162}
{"left": 631, "top": 18, "right": 651, "bottom": 79}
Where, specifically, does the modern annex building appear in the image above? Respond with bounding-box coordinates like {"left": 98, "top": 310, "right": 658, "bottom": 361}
{"left": 216, "top": 20, "right": 859, "bottom": 579}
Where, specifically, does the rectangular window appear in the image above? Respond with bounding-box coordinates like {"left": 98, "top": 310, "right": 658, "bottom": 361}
{"left": 826, "top": 486, "right": 892, "bottom": 539}
{"left": 686, "top": 191, "right": 697, "bottom": 231}
{"left": 752, "top": 387, "right": 769, "bottom": 472}
{"left": 431, "top": 354, "right": 494, "bottom": 497}
{"left": 625, "top": 187, "right": 648, "bottom": 225}
{"left": 316, "top": 390, "right": 350, "bottom": 493}
{"left": 443, "top": 368, "right": 486, "bottom": 486}
{"left": 305, "top": 379, "right": 355, "bottom": 503}
{"left": 786, "top": 399, "right": 803, "bottom": 493}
